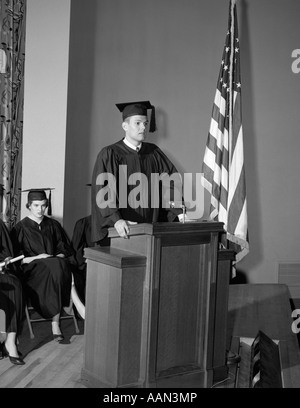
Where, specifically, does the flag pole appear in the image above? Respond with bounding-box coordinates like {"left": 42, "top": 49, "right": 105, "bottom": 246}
{"left": 220, "top": 0, "right": 236, "bottom": 251}
{"left": 229, "top": 0, "right": 236, "bottom": 180}
{"left": 221, "top": 0, "right": 236, "bottom": 251}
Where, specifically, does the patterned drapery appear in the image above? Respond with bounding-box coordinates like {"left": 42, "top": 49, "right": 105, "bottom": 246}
{"left": 0, "top": 0, "right": 26, "bottom": 230}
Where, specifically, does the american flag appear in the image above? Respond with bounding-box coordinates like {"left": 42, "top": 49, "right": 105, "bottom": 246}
{"left": 202, "top": 0, "right": 249, "bottom": 263}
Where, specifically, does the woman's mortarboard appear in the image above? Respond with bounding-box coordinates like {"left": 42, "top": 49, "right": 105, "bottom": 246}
{"left": 22, "top": 188, "right": 54, "bottom": 216}
{"left": 115, "top": 100, "right": 156, "bottom": 133}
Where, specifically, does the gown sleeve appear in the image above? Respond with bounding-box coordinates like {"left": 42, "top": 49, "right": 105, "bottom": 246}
{"left": 1, "top": 221, "right": 22, "bottom": 277}
{"left": 9, "top": 223, "right": 24, "bottom": 257}
{"left": 91, "top": 146, "right": 123, "bottom": 242}
{"left": 154, "top": 147, "right": 184, "bottom": 222}
{"left": 71, "top": 215, "right": 93, "bottom": 270}
{"left": 0, "top": 220, "right": 14, "bottom": 261}
{"left": 51, "top": 219, "right": 74, "bottom": 258}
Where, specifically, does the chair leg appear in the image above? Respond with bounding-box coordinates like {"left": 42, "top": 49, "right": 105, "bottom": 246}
{"left": 25, "top": 303, "right": 80, "bottom": 338}
{"left": 25, "top": 305, "right": 35, "bottom": 339}
{"left": 72, "top": 314, "right": 80, "bottom": 334}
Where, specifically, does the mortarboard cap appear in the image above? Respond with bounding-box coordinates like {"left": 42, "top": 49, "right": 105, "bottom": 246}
{"left": 22, "top": 188, "right": 54, "bottom": 216}
{"left": 116, "top": 100, "right": 156, "bottom": 132}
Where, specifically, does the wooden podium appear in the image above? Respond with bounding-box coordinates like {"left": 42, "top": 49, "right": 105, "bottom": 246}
{"left": 81, "top": 221, "right": 233, "bottom": 388}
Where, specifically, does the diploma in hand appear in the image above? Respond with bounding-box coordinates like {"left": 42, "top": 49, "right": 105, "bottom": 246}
{"left": 0, "top": 255, "right": 25, "bottom": 272}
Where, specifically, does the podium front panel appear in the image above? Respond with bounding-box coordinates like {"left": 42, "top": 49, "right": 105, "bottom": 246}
{"left": 82, "top": 222, "right": 230, "bottom": 388}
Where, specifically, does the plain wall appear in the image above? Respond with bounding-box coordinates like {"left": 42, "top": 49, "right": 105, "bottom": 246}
{"left": 22, "top": 0, "right": 71, "bottom": 223}
{"left": 64, "top": 0, "right": 228, "bottom": 228}
{"left": 25, "top": 0, "right": 299, "bottom": 284}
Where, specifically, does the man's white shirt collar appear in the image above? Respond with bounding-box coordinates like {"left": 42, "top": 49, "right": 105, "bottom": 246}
{"left": 123, "top": 138, "right": 142, "bottom": 152}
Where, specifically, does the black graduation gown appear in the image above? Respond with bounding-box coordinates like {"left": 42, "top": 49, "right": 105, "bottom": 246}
{"left": 71, "top": 215, "right": 93, "bottom": 273}
{"left": 91, "top": 139, "right": 182, "bottom": 242}
{"left": 0, "top": 219, "right": 24, "bottom": 334}
{"left": 10, "top": 216, "right": 73, "bottom": 319}
{"left": 70, "top": 215, "right": 93, "bottom": 304}
{"left": 70, "top": 214, "right": 110, "bottom": 304}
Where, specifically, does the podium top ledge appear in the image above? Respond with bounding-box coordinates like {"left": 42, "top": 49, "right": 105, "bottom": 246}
{"left": 108, "top": 221, "right": 225, "bottom": 238}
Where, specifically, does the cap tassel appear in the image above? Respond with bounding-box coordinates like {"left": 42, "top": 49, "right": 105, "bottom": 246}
{"left": 48, "top": 190, "right": 52, "bottom": 216}
{"left": 149, "top": 105, "right": 156, "bottom": 133}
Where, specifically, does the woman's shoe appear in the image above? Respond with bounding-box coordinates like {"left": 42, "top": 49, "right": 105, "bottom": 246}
{"left": 53, "top": 334, "right": 64, "bottom": 342}
{"left": 3, "top": 344, "right": 25, "bottom": 365}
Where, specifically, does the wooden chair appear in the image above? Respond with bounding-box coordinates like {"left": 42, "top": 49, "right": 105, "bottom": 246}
{"left": 24, "top": 300, "right": 80, "bottom": 339}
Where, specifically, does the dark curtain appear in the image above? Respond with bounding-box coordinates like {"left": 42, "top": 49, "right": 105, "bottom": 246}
{"left": 0, "top": 0, "right": 26, "bottom": 229}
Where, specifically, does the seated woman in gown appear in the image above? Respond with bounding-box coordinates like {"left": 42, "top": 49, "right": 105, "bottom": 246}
{"left": 0, "top": 219, "right": 25, "bottom": 365}
{"left": 10, "top": 189, "right": 74, "bottom": 342}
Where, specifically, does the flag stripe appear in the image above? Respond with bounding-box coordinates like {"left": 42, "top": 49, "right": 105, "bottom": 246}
{"left": 228, "top": 128, "right": 244, "bottom": 207}
{"left": 214, "top": 89, "right": 226, "bottom": 118}
{"left": 228, "top": 165, "right": 246, "bottom": 230}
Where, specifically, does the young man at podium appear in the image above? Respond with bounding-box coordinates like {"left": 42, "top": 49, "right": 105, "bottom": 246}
{"left": 85, "top": 101, "right": 237, "bottom": 388}
{"left": 91, "top": 100, "right": 187, "bottom": 242}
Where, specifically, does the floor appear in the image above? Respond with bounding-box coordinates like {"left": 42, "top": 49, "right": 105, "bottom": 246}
{"left": 2, "top": 289, "right": 299, "bottom": 388}
{"left": 0, "top": 311, "right": 86, "bottom": 388}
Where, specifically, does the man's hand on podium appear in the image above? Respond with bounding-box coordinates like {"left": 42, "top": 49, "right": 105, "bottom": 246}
{"left": 114, "top": 219, "right": 137, "bottom": 239}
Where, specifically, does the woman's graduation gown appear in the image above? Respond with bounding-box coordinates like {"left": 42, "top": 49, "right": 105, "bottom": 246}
{"left": 10, "top": 216, "right": 73, "bottom": 319}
